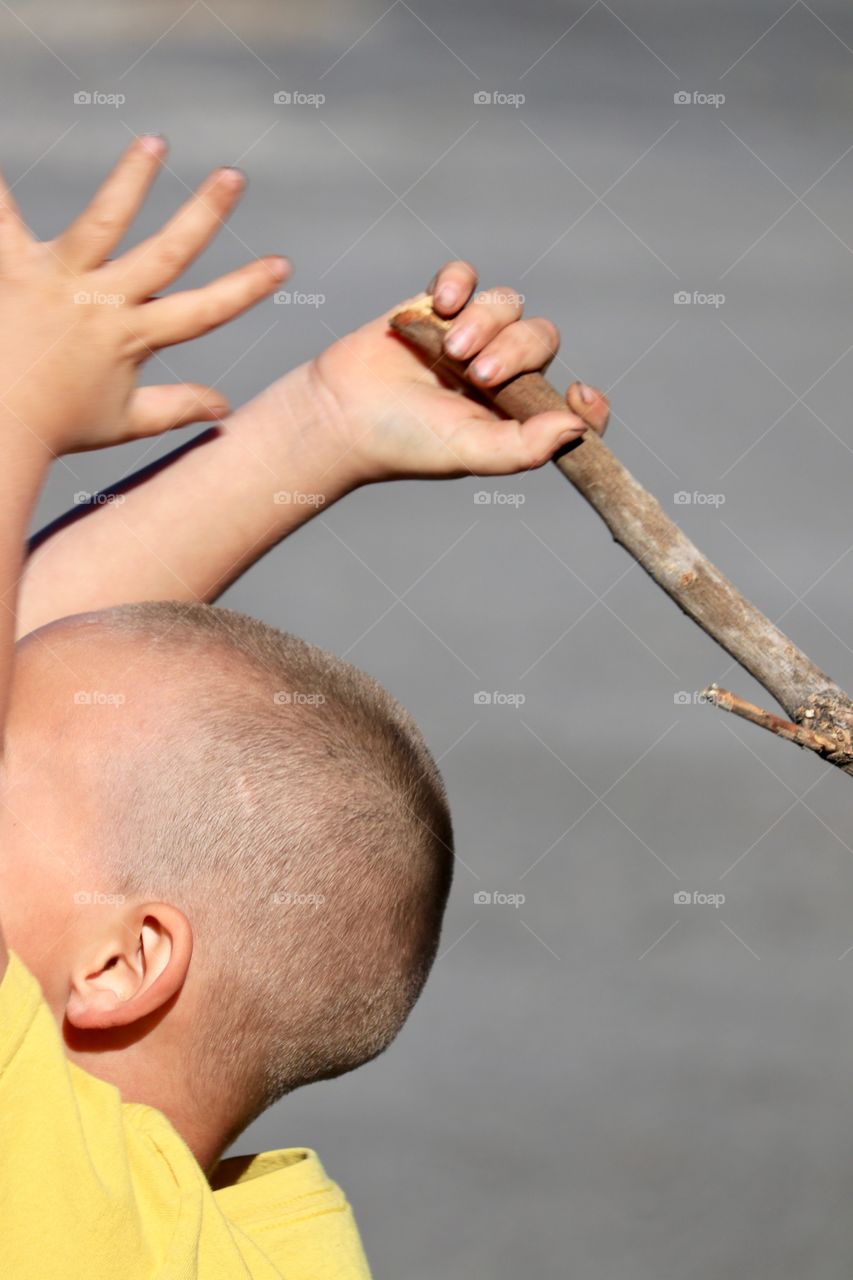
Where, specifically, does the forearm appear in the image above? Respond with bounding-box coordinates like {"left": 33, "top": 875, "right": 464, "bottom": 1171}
{"left": 0, "top": 430, "right": 51, "bottom": 715}
{"left": 0, "top": 423, "right": 51, "bottom": 973}
{"left": 17, "top": 363, "right": 361, "bottom": 636}
{"left": 0, "top": 427, "right": 47, "bottom": 977}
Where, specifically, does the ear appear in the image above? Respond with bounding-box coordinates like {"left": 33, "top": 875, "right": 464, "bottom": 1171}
{"left": 65, "top": 903, "right": 193, "bottom": 1031}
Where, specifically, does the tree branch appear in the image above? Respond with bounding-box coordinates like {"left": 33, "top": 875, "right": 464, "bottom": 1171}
{"left": 390, "top": 295, "right": 853, "bottom": 774}
{"left": 701, "top": 685, "right": 842, "bottom": 757}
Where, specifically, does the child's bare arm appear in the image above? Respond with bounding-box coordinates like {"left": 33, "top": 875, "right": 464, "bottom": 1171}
{"left": 0, "top": 139, "right": 290, "bottom": 970}
{"left": 16, "top": 363, "right": 353, "bottom": 633}
{"left": 17, "top": 262, "right": 609, "bottom": 635}
{"left": 0, "top": 426, "right": 48, "bottom": 979}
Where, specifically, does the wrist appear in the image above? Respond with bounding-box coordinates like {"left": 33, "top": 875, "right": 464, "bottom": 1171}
{"left": 0, "top": 396, "right": 62, "bottom": 460}
{"left": 228, "top": 361, "right": 371, "bottom": 507}
{"left": 0, "top": 418, "right": 55, "bottom": 485}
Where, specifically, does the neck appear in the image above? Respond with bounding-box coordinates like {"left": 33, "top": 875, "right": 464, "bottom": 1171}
{"left": 66, "top": 1039, "right": 241, "bottom": 1175}
{"left": 165, "top": 1103, "right": 233, "bottom": 1174}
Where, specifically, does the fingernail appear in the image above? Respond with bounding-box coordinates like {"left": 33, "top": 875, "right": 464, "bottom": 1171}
{"left": 219, "top": 166, "right": 246, "bottom": 190}
{"left": 267, "top": 256, "right": 289, "bottom": 280}
{"left": 445, "top": 325, "right": 476, "bottom": 359}
{"left": 470, "top": 356, "right": 500, "bottom": 382}
{"left": 139, "top": 134, "right": 166, "bottom": 156}
{"left": 579, "top": 382, "right": 595, "bottom": 405}
{"left": 434, "top": 284, "right": 458, "bottom": 310}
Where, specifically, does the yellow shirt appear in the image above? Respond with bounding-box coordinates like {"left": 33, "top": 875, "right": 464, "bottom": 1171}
{"left": 0, "top": 951, "right": 372, "bottom": 1278}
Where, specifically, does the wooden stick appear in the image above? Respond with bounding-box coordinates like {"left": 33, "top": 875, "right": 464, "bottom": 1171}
{"left": 390, "top": 295, "right": 853, "bottom": 774}
{"left": 701, "top": 685, "right": 841, "bottom": 756}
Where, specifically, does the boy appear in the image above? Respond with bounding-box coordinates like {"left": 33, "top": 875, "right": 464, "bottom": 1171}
{"left": 0, "top": 138, "right": 608, "bottom": 1278}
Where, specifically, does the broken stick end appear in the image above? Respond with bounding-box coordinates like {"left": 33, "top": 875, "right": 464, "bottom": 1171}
{"left": 390, "top": 294, "right": 453, "bottom": 337}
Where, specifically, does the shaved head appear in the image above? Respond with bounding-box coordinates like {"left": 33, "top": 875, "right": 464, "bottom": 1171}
{"left": 9, "top": 603, "right": 454, "bottom": 1129}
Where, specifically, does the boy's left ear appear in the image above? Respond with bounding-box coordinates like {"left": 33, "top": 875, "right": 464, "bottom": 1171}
{"left": 65, "top": 903, "right": 193, "bottom": 1031}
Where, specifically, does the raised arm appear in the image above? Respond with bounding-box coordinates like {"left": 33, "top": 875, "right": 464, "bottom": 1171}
{"left": 18, "top": 261, "right": 610, "bottom": 637}
{"left": 0, "top": 137, "right": 299, "bottom": 980}
{"left": 17, "top": 364, "right": 358, "bottom": 636}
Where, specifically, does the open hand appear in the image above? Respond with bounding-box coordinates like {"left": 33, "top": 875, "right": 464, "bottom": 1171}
{"left": 0, "top": 136, "right": 288, "bottom": 455}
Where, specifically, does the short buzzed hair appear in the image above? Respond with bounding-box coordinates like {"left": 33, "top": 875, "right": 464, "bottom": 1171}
{"left": 91, "top": 602, "right": 454, "bottom": 1126}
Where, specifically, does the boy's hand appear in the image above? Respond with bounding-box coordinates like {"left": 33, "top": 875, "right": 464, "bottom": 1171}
{"left": 0, "top": 136, "right": 287, "bottom": 455}
{"left": 306, "top": 260, "right": 609, "bottom": 484}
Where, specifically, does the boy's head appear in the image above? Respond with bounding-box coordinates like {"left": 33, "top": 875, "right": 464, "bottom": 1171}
{"left": 0, "top": 603, "right": 453, "bottom": 1159}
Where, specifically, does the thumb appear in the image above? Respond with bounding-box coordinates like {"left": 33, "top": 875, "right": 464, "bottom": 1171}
{"left": 124, "top": 384, "right": 230, "bottom": 441}
{"left": 452, "top": 408, "right": 588, "bottom": 476}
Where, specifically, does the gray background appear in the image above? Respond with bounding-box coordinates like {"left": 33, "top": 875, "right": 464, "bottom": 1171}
{"left": 7, "top": 0, "right": 853, "bottom": 1275}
